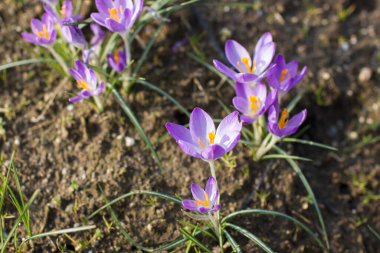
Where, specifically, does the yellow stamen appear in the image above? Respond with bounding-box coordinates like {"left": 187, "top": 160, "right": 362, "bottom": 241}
{"left": 280, "top": 69, "right": 288, "bottom": 82}
{"left": 77, "top": 79, "right": 91, "bottom": 90}
{"left": 108, "top": 8, "right": 120, "bottom": 22}
{"left": 249, "top": 95, "right": 261, "bottom": 113}
{"left": 278, "top": 109, "right": 289, "bottom": 129}
{"left": 198, "top": 138, "right": 205, "bottom": 149}
{"left": 195, "top": 192, "right": 210, "bottom": 207}
{"left": 114, "top": 51, "right": 119, "bottom": 64}
{"left": 208, "top": 132, "right": 215, "bottom": 144}
{"left": 37, "top": 24, "right": 50, "bottom": 39}
{"left": 237, "top": 57, "right": 255, "bottom": 73}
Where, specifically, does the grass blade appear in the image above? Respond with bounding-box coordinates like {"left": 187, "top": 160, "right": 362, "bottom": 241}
{"left": 137, "top": 79, "right": 190, "bottom": 116}
{"left": 224, "top": 223, "right": 275, "bottom": 253}
{"left": 222, "top": 209, "right": 326, "bottom": 251}
{"left": 1, "top": 190, "right": 39, "bottom": 253}
{"left": 273, "top": 145, "right": 329, "bottom": 249}
{"left": 283, "top": 138, "right": 338, "bottom": 151}
{"left": 87, "top": 190, "right": 181, "bottom": 219}
{"left": 20, "top": 225, "right": 96, "bottom": 247}
{"left": 179, "top": 228, "right": 212, "bottom": 253}
{"left": 367, "top": 225, "right": 380, "bottom": 241}
{"left": 0, "top": 59, "right": 54, "bottom": 71}
{"left": 224, "top": 230, "right": 242, "bottom": 253}
{"left": 110, "top": 86, "right": 164, "bottom": 171}
{"left": 261, "top": 154, "right": 312, "bottom": 162}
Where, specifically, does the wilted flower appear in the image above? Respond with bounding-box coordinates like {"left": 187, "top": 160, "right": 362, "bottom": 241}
{"left": 69, "top": 60, "right": 105, "bottom": 103}
{"left": 267, "top": 98, "right": 307, "bottom": 137}
{"left": 232, "top": 82, "right": 277, "bottom": 124}
{"left": 267, "top": 54, "right": 307, "bottom": 93}
{"left": 166, "top": 108, "right": 242, "bottom": 160}
{"left": 107, "top": 49, "right": 127, "bottom": 73}
{"left": 182, "top": 177, "right": 220, "bottom": 213}
{"left": 91, "top": 0, "right": 144, "bottom": 33}
{"left": 21, "top": 13, "right": 56, "bottom": 46}
{"left": 213, "top": 32, "right": 275, "bottom": 83}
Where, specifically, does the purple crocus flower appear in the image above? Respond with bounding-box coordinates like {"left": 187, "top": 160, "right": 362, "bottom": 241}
{"left": 182, "top": 177, "right": 220, "bottom": 213}
{"left": 267, "top": 54, "right": 308, "bottom": 93}
{"left": 69, "top": 60, "right": 105, "bottom": 103}
{"left": 232, "top": 82, "right": 277, "bottom": 124}
{"left": 107, "top": 49, "right": 127, "bottom": 73}
{"left": 91, "top": 0, "right": 144, "bottom": 33}
{"left": 21, "top": 13, "right": 56, "bottom": 46}
{"left": 213, "top": 32, "right": 275, "bottom": 83}
{"left": 165, "top": 108, "right": 242, "bottom": 160}
{"left": 267, "top": 98, "right": 307, "bottom": 137}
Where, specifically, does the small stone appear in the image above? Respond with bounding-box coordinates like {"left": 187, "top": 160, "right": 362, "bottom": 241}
{"left": 358, "top": 67, "right": 372, "bottom": 82}
{"left": 125, "top": 137, "right": 135, "bottom": 147}
{"left": 67, "top": 104, "right": 74, "bottom": 111}
{"left": 349, "top": 131, "right": 358, "bottom": 140}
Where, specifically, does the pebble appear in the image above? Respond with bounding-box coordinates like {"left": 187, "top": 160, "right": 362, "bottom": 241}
{"left": 349, "top": 131, "right": 358, "bottom": 140}
{"left": 66, "top": 104, "right": 74, "bottom": 111}
{"left": 358, "top": 67, "right": 372, "bottom": 82}
{"left": 125, "top": 137, "right": 135, "bottom": 147}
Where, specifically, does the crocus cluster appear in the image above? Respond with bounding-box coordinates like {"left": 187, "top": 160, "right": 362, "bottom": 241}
{"left": 214, "top": 32, "right": 308, "bottom": 138}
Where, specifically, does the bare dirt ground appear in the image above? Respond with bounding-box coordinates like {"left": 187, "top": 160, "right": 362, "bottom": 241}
{"left": 1, "top": 0, "right": 380, "bottom": 252}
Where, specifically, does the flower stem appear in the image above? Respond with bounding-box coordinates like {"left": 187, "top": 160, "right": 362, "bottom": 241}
{"left": 46, "top": 46, "right": 70, "bottom": 76}
{"left": 93, "top": 95, "right": 104, "bottom": 112}
{"left": 208, "top": 160, "right": 223, "bottom": 252}
{"left": 255, "top": 134, "right": 280, "bottom": 160}
{"left": 120, "top": 32, "right": 132, "bottom": 91}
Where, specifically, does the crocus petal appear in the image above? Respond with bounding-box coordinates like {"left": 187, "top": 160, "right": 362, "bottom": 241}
{"left": 189, "top": 107, "right": 215, "bottom": 145}
{"left": 240, "top": 115, "right": 256, "bottom": 124}
{"left": 95, "top": 0, "right": 113, "bottom": 14}
{"left": 221, "top": 132, "right": 241, "bottom": 153}
{"left": 264, "top": 89, "right": 278, "bottom": 111}
{"left": 122, "top": 8, "right": 132, "bottom": 29}
{"left": 201, "top": 144, "right": 226, "bottom": 160}
{"left": 211, "top": 204, "right": 221, "bottom": 212}
{"left": 177, "top": 140, "right": 201, "bottom": 158}
{"left": 105, "top": 18, "right": 126, "bottom": 32}
{"left": 90, "top": 23, "right": 106, "bottom": 46}
{"left": 91, "top": 13, "right": 107, "bottom": 27}
{"left": 255, "top": 32, "right": 273, "bottom": 54}
{"left": 286, "top": 60, "right": 298, "bottom": 76}
{"left": 69, "top": 68, "right": 82, "bottom": 81}
{"left": 68, "top": 95, "right": 84, "bottom": 103}
{"left": 254, "top": 42, "right": 275, "bottom": 75}
{"left": 30, "top": 18, "right": 42, "bottom": 34}
{"left": 286, "top": 109, "right": 307, "bottom": 130}
{"left": 213, "top": 59, "right": 237, "bottom": 80}
{"left": 235, "top": 73, "right": 259, "bottom": 83}
{"left": 235, "top": 82, "right": 247, "bottom": 98}
{"left": 232, "top": 97, "right": 249, "bottom": 114}
{"left": 215, "top": 111, "right": 242, "bottom": 143}
{"left": 21, "top": 32, "right": 38, "bottom": 44}
{"left": 205, "top": 177, "right": 218, "bottom": 205}
{"left": 165, "top": 123, "right": 193, "bottom": 143}
{"left": 95, "top": 82, "right": 105, "bottom": 95}
{"left": 130, "top": 0, "right": 144, "bottom": 25}
{"left": 181, "top": 200, "right": 199, "bottom": 212}
{"left": 225, "top": 40, "right": 251, "bottom": 72}
{"left": 191, "top": 183, "right": 206, "bottom": 201}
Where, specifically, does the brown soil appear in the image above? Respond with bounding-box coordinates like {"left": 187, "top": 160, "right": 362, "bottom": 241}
{"left": 1, "top": 0, "right": 380, "bottom": 252}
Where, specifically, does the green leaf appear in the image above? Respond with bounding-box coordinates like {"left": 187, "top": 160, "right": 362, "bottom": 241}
{"left": 224, "top": 223, "right": 275, "bottom": 253}
{"left": 261, "top": 154, "right": 312, "bottom": 162}
{"left": 283, "top": 138, "right": 338, "bottom": 151}
{"left": 368, "top": 225, "right": 380, "bottom": 241}
{"left": 273, "top": 145, "right": 329, "bottom": 249}
{"left": 87, "top": 190, "right": 181, "bottom": 219}
{"left": 110, "top": 86, "right": 164, "bottom": 171}
{"left": 179, "top": 228, "right": 212, "bottom": 253}
{"left": 137, "top": 80, "right": 190, "bottom": 116}
{"left": 0, "top": 59, "right": 54, "bottom": 71}
{"left": 224, "top": 230, "right": 242, "bottom": 253}
{"left": 222, "top": 209, "right": 326, "bottom": 250}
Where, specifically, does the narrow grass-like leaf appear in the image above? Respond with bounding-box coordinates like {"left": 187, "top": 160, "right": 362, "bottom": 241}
{"left": 0, "top": 59, "right": 54, "bottom": 71}
{"left": 110, "top": 85, "right": 164, "bottom": 171}
{"left": 178, "top": 220, "right": 217, "bottom": 241}
{"left": 20, "top": 225, "right": 96, "bottom": 246}
{"left": 88, "top": 190, "right": 181, "bottom": 219}
{"left": 367, "top": 225, "right": 380, "bottom": 241}
{"left": 137, "top": 79, "right": 190, "bottom": 116}
{"left": 224, "top": 230, "right": 242, "bottom": 253}
{"left": 286, "top": 93, "right": 303, "bottom": 113}
{"left": 179, "top": 228, "right": 212, "bottom": 253}
{"left": 1, "top": 190, "right": 39, "bottom": 253}
{"left": 224, "top": 223, "right": 275, "bottom": 253}
{"left": 261, "top": 154, "right": 312, "bottom": 162}
{"left": 273, "top": 145, "right": 329, "bottom": 249}
{"left": 222, "top": 209, "right": 326, "bottom": 250}
{"left": 100, "top": 33, "right": 119, "bottom": 62}
{"left": 283, "top": 138, "right": 338, "bottom": 151}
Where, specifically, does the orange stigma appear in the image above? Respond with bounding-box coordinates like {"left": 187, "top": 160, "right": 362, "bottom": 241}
{"left": 77, "top": 79, "right": 91, "bottom": 90}
{"left": 114, "top": 51, "right": 119, "bottom": 63}
{"left": 279, "top": 69, "right": 288, "bottom": 82}
{"left": 237, "top": 57, "right": 255, "bottom": 73}
{"left": 37, "top": 24, "right": 50, "bottom": 39}
{"left": 278, "top": 109, "right": 289, "bottom": 129}
{"left": 208, "top": 132, "right": 215, "bottom": 144}
{"left": 195, "top": 192, "right": 210, "bottom": 207}
{"left": 108, "top": 8, "right": 120, "bottom": 22}
{"left": 249, "top": 95, "right": 261, "bottom": 113}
